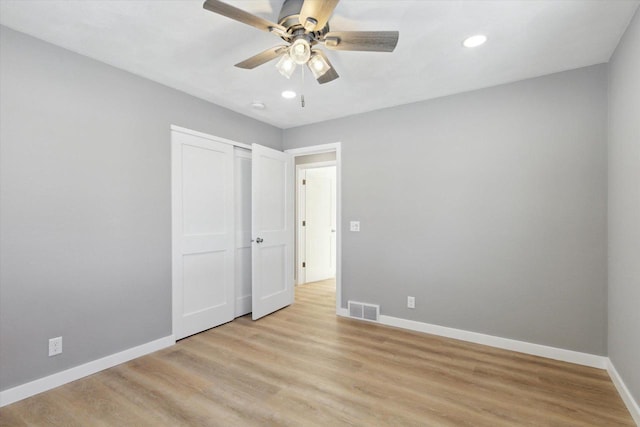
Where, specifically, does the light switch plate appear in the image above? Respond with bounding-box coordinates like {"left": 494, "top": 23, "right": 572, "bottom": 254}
{"left": 350, "top": 221, "right": 360, "bottom": 232}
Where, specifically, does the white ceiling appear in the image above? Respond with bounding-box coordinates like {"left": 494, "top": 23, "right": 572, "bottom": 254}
{"left": 1, "top": 0, "right": 638, "bottom": 129}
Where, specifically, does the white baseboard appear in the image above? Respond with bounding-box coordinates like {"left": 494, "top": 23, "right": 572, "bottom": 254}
{"left": 0, "top": 335, "right": 175, "bottom": 408}
{"left": 337, "top": 308, "right": 606, "bottom": 369}
{"left": 607, "top": 358, "right": 640, "bottom": 425}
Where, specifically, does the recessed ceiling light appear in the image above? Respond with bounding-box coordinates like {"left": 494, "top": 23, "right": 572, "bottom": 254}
{"left": 463, "top": 34, "right": 487, "bottom": 48}
{"left": 251, "top": 101, "right": 265, "bottom": 110}
{"left": 281, "top": 90, "right": 296, "bottom": 99}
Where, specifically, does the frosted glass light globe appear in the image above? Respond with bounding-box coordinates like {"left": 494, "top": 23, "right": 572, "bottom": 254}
{"left": 289, "top": 39, "right": 311, "bottom": 65}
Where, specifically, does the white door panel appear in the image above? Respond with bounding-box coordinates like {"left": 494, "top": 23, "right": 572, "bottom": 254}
{"left": 181, "top": 145, "right": 227, "bottom": 234}
{"left": 172, "top": 131, "right": 235, "bottom": 339}
{"left": 251, "top": 144, "right": 294, "bottom": 320}
{"left": 182, "top": 252, "right": 226, "bottom": 313}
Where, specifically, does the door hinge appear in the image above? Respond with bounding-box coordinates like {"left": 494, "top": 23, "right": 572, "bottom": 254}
{"left": 302, "top": 220, "right": 306, "bottom": 226}
{"left": 302, "top": 262, "right": 306, "bottom": 268}
{"left": 302, "top": 179, "right": 306, "bottom": 185}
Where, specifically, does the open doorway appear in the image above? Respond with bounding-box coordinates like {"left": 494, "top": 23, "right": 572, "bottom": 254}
{"left": 286, "top": 144, "right": 342, "bottom": 314}
{"left": 296, "top": 157, "right": 336, "bottom": 286}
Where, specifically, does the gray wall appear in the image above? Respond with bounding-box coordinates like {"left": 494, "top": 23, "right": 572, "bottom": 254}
{"left": 0, "top": 26, "right": 282, "bottom": 390}
{"left": 608, "top": 9, "right": 640, "bottom": 403}
{"left": 284, "top": 65, "right": 608, "bottom": 355}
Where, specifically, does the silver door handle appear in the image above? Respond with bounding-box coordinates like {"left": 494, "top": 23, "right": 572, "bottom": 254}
{"left": 331, "top": 229, "right": 336, "bottom": 233}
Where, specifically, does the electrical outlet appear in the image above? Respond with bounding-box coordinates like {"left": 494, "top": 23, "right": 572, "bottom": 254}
{"left": 48, "top": 336, "right": 62, "bottom": 356}
{"left": 350, "top": 221, "right": 360, "bottom": 232}
{"left": 407, "top": 296, "right": 415, "bottom": 309}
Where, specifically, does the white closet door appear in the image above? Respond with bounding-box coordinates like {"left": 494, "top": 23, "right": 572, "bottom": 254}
{"left": 172, "top": 131, "right": 235, "bottom": 339}
{"left": 251, "top": 144, "right": 294, "bottom": 320}
{"left": 234, "top": 148, "right": 252, "bottom": 317}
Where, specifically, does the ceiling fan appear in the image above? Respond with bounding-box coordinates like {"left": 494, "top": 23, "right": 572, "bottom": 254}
{"left": 203, "top": 0, "right": 399, "bottom": 84}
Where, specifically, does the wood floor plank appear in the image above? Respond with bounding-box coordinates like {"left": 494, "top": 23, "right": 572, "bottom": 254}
{"left": 0, "top": 408, "right": 28, "bottom": 427}
{"left": 0, "top": 279, "right": 634, "bottom": 426}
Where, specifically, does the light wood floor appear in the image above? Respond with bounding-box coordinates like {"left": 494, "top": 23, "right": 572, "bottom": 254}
{"left": 1, "top": 279, "right": 634, "bottom": 426}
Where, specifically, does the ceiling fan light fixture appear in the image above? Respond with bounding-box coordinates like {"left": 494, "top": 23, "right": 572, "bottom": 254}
{"left": 289, "top": 39, "right": 311, "bottom": 65}
{"left": 276, "top": 53, "right": 296, "bottom": 79}
{"left": 463, "top": 34, "right": 487, "bottom": 48}
{"left": 204, "top": 0, "right": 400, "bottom": 85}
{"left": 308, "top": 52, "right": 331, "bottom": 79}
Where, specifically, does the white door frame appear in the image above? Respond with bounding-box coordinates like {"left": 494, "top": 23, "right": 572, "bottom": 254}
{"left": 296, "top": 161, "right": 336, "bottom": 286}
{"left": 285, "top": 143, "right": 342, "bottom": 315}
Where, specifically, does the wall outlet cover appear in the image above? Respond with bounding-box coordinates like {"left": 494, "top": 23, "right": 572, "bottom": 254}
{"left": 48, "top": 336, "right": 62, "bottom": 356}
{"left": 350, "top": 221, "right": 360, "bottom": 232}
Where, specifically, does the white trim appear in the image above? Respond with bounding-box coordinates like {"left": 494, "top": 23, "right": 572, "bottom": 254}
{"left": 607, "top": 358, "right": 640, "bottom": 425}
{"left": 297, "top": 160, "right": 336, "bottom": 169}
{"left": 0, "top": 335, "right": 175, "bottom": 407}
{"left": 378, "top": 315, "right": 606, "bottom": 368}
{"left": 170, "top": 125, "right": 251, "bottom": 150}
{"left": 286, "top": 143, "right": 342, "bottom": 314}
{"left": 286, "top": 143, "right": 339, "bottom": 156}
{"left": 296, "top": 167, "right": 307, "bottom": 285}
{"left": 171, "top": 131, "right": 181, "bottom": 339}
{"left": 337, "top": 310, "right": 606, "bottom": 369}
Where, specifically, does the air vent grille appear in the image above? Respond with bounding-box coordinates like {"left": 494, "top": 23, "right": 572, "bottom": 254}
{"left": 347, "top": 301, "right": 379, "bottom": 322}
{"left": 349, "top": 302, "right": 363, "bottom": 318}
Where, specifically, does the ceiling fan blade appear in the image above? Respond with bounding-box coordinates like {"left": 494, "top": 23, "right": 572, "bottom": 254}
{"left": 299, "top": 0, "right": 340, "bottom": 32}
{"left": 203, "top": 0, "right": 286, "bottom": 34}
{"left": 314, "top": 51, "right": 339, "bottom": 84}
{"left": 323, "top": 31, "right": 399, "bottom": 52}
{"left": 235, "top": 46, "right": 288, "bottom": 69}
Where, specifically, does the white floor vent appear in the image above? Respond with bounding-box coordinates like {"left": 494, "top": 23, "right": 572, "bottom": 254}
{"left": 347, "top": 301, "right": 380, "bottom": 322}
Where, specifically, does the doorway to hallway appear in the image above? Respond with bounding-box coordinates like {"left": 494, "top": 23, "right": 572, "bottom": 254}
{"left": 294, "top": 154, "right": 337, "bottom": 289}
{"left": 286, "top": 144, "right": 342, "bottom": 313}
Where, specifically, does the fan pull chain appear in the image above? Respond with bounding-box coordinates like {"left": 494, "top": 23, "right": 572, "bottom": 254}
{"left": 300, "top": 64, "right": 305, "bottom": 108}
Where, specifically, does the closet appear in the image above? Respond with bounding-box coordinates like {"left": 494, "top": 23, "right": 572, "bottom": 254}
{"left": 170, "top": 126, "right": 294, "bottom": 340}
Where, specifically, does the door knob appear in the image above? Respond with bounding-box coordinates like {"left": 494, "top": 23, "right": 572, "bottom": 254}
{"left": 256, "top": 237, "right": 264, "bottom": 243}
